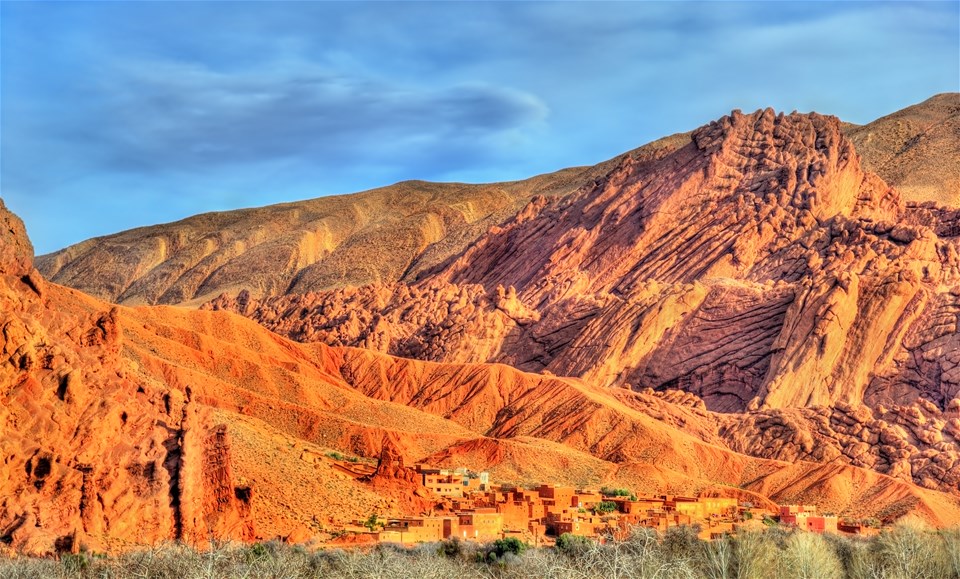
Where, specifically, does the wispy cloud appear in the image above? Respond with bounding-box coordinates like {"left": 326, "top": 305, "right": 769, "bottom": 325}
{"left": 75, "top": 59, "right": 547, "bottom": 173}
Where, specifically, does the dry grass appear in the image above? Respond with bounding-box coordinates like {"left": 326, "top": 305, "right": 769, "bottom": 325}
{"left": 2, "top": 522, "right": 960, "bottom": 579}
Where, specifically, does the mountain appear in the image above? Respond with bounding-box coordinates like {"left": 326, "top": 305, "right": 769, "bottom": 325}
{"left": 35, "top": 95, "right": 957, "bottom": 308}
{"left": 5, "top": 95, "right": 960, "bottom": 553}
{"left": 206, "top": 106, "right": 960, "bottom": 500}
{"left": 34, "top": 135, "right": 688, "bottom": 307}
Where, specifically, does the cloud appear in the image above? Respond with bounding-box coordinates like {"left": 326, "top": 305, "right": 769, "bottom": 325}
{"left": 53, "top": 59, "right": 547, "bottom": 174}
{"left": 1, "top": 1, "right": 956, "bottom": 254}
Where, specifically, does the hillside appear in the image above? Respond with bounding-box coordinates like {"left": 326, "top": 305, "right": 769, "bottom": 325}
{"left": 34, "top": 135, "right": 688, "bottom": 307}
{"left": 4, "top": 198, "right": 960, "bottom": 555}
{"left": 846, "top": 93, "right": 960, "bottom": 206}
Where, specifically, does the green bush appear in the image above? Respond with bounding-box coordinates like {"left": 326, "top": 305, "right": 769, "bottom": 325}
{"left": 363, "top": 513, "right": 382, "bottom": 531}
{"left": 594, "top": 501, "right": 617, "bottom": 514}
{"left": 438, "top": 537, "right": 463, "bottom": 558}
{"left": 555, "top": 532, "right": 592, "bottom": 555}
{"left": 599, "top": 487, "right": 634, "bottom": 498}
{"left": 489, "top": 537, "right": 526, "bottom": 560}
{"left": 244, "top": 541, "right": 278, "bottom": 563}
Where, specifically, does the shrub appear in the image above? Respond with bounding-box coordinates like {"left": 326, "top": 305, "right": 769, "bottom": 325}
{"left": 363, "top": 513, "right": 382, "bottom": 531}
{"left": 61, "top": 552, "right": 90, "bottom": 573}
{"left": 732, "top": 530, "right": 777, "bottom": 579}
{"left": 869, "top": 517, "right": 949, "bottom": 579}
{"left": 781, "top": 531, "right": 844, "bottom": 579}
{"left": 941, "top": 527, "right": 960, "bottom": 579}
{"left": 4, "top": 524, "right": 960, "bottom": 578}
{"left": 555, "top": 532, "right": 592, "bottom": 556}
{"left": 485, "top": 537, "right": 526, "bottom": 561}
{"left": 699, "top": 535, "right": 734, "bottom": 579}
{"left": 662, "top": 524, "right": 701, "bottom": 561}
{"left": 247, "top": 542, "right": 268, "bottom": 560}
{"left": 438, "top": 537, "right": 463, "bottom": 558}
{"left": 594, "top": 501, "right": 617, "bottom": 514}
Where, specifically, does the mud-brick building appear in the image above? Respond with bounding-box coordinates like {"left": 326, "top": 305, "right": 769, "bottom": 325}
{"left": 457, "top": 508, "right": 503, "bottom": 541}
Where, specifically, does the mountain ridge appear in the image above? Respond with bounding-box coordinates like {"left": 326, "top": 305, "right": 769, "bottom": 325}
{"left": 35, "top": 94, "right": 958, "bottom": 309}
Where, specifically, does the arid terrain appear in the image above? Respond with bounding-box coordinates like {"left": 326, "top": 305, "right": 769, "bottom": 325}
{"left": 2, "top": 93, "right": 959, "bottom": 555}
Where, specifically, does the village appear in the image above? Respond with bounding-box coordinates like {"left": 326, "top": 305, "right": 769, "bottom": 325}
{"left": 330, "top": 458, "right": 879, "bottom": 546}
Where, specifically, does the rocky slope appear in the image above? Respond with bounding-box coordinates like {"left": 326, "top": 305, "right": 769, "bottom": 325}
{"left": 5, "top": 199, "right": 960, "bottom": 555}
{"left": 35, "top": 134, "right": 688, "bottom": 307}
{"left": 208, "top": 107, "right": 960, "bottom": 499}
{"left": 846, "top": 93, "right": 960, "bottom": 206}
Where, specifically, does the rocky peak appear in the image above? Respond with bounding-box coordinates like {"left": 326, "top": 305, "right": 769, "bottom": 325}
{"left": 436, "top": 109, "right": 899, "bottom": 301}
{"left": 0, "top": 199, "right": 34, "bottom": 278}
{"left": 693, "top": 108, "right": 898, "bottom": 221}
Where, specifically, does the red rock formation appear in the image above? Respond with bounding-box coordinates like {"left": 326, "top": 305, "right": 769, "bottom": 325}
{"left": 7, "top": 196, "right": 960, "bottom": 550}
{"left": 363, "top": 436, "right": 435, "bottom": 513}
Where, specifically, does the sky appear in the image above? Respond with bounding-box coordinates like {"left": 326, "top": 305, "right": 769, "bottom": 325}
{"left": 2, "top": 1, "right": 958, "bottom": 255}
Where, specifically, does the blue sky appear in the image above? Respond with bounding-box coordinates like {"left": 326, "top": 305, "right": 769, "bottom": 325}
{"left": 2, "top": 1, "right": 958, "bottom": 254}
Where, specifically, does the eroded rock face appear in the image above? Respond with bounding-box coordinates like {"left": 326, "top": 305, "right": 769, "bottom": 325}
{"left": 0, "top": 199, "right": 33, "bottom": 278}
{"left": 208, "top": 109, "right": 960, "bottom": 498}
{"left": 213, "top": 109, "right": 955, "bottom": 411}
{"left": 0, "top": 203, "right": 254, "bottom": 554}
